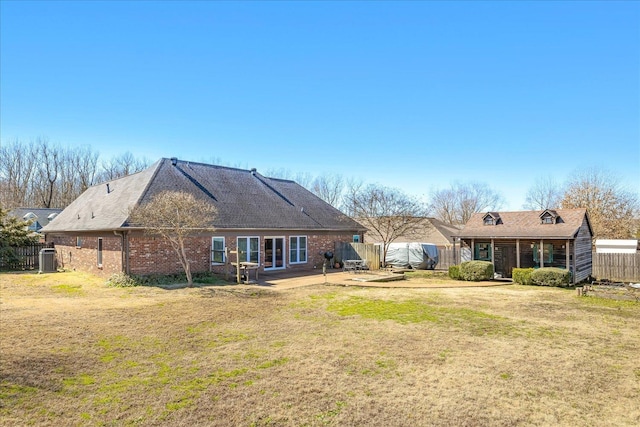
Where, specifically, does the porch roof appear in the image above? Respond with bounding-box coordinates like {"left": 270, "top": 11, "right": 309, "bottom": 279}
{"left": 457, "top": 209, "right": 590, "bottom": 240}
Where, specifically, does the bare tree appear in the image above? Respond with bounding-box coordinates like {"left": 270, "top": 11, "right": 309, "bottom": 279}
{"left": 100, "top": 152, "right": 150, "bottom": 181}
{"left": 561, "top": 167, "right": 639, "bottom": 239}
{"left": 128, "top": 191, "right": 217, "bottom": 286}
{"left": 428, "top": 187, "right": 458, "bottom": 226}
{"left": 341, "top": 176, "right": 365, "bottom": 216}
{"left": 73, "top": 145, "right": 100, "bottom": 193}
{"left": 429, "top": 181, "right": 504, "bottom": 226}
{"left": 523, "top": 176, "right": 562, "bottom": 210}
{"left": 344, "top": 184, "right": 429, "bottom": 266}
{"left": 310, "top": 173, "right": 344, "bottom": 207}
{"left": 33, "top": 138, "right": 61, "bottom": 208}
{"left": 0, "top": 139, "right": 37, "bottom": 208}
{"left": 263, "top": 167, "right": 314, "bottom": 189}
{"left": 0, "top": 138, "right": 151, "bottom": 209}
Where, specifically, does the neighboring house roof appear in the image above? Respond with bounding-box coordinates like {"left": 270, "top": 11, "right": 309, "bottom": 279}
{"left": 42, "top": 158, "right": 365, "bottom": 233}
{"left": 9, "top": 208, "right": 64, "bottom": 232}
{"left": 365, "top": 217, "right": 460, "bottom": 246}
{"left": 457, "top": 209, "right": 592, "bottom": 240}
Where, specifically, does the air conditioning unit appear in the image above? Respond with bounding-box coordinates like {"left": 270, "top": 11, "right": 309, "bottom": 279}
{"left": 39, "top": 248, "right": 57, "bottom": 273}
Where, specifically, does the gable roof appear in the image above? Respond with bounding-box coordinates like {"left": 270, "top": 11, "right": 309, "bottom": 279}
{"left": 42, "top": 158, "right": 364, "bottom": 233}
{"left": 364, "top": 217, "right": 460, "bottom": 246}
{"left": 458, "top": 209, "right": 592, "bottom": 239}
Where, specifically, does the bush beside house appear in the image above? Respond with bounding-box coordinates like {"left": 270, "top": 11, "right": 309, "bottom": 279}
{"left": 530, "top": 267, "right": 572, "bottom": 287}
{"left": 512, "top": 268, "right": 534, "bottom": 286}
{"left": 448, "top": 265, "right": 461, "bottom": 280}
{"left": 448, "top": 261, "right": 494, "bottom": 281}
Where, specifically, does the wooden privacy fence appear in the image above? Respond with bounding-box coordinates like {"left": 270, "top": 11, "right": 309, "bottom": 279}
{"left": 437, "top": 248, "right": 457, "bottom": 270}
{"left": 334, "top": 242, "right": 381, "bottom": 270}
{"left": 592, "top": 253, "right": 640, "bottom": 282}
{"left": 0, "top": 243, "right": 54, "bottom": 271}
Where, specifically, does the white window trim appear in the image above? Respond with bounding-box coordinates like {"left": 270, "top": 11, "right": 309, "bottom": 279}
{"left": 289, "top": 235, "right": 308, "bottom": 265}
{"left": 237, "top": 236, "right": 260, "bottom": 264}
{"left": 211, "top": 236, "right": 226, "bottom": 265}
{"left": 264, "top": 236, "right": 287, "bottom": 270}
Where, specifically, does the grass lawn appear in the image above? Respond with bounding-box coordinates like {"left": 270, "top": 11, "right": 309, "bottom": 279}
{"left": 1, "top": 271, "right": 639, "bottom": 426}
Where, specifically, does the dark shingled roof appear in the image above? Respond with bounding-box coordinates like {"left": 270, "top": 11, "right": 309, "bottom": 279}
{"left": 42, "top": 158, "right": 364, "bottom": 233}
{"left": 457, "top": 209, "right": 591, "bottom": 239}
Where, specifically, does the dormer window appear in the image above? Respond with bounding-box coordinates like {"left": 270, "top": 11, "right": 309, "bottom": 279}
{"left": 47, "top": 213, "right": 58, "bottom": 221}
{"left": 483, "top": 212, "right": 501, "bottom": 226}
{"left": 540, "top": 210, "right": 558, "bottom": 225}
{"left": 23, "top": 212, "right": 37, "bottom": 221}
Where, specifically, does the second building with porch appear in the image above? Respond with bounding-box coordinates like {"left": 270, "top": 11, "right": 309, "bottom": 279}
{"left": 456, "top": 209, "right": 593, "bottom": 284}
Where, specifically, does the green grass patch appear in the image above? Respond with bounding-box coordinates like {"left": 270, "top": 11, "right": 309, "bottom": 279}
{"left": 579, "top": 296, "right": 640, "bottom": 309}
{"left": 257, "top": 358, "right": 289, "bottom": 370}
{"left": 325, "top": 296, "right": 547, "bottom": 337}
{"left": 51, "top": 283, "right": 85, "bottom": 296}
{"left": 63, "top": 373, "right": 95, "bottom": 387}
{"left": 0, "top": 382, "right": 39, "bottom": 405}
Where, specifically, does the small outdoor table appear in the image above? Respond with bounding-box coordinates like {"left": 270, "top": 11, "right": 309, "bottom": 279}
{"left": 231, "top": 262, "right": 260, "bottom": 284}
{"left": 343, "top": 259, "right": 365, "bottom": 273}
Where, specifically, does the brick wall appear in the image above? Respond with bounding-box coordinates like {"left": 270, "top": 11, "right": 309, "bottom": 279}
{"left": 128, "top": 235, "right": 211, "bottom": 275}
{"left": 48, "top": 231, "right": 357, "bottom": 277}
{"left": 48, "top": 234, "right": 123, "bottom": 276}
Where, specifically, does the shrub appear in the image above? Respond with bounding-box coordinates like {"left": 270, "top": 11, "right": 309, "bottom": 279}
{"left": 192, "top": 271, "right": 227, "bottom": 285}
{"left": 512, "top": 268, "right": 534, "bottom": 286}
{"left": 530, "top": 267, "right": 571, "bottom": 287}
{"left": 105, "top": 273, "right": 140, "bottom": 287}
{"left": 459, "top": 261, "right": 494, "bottom": 281}
{"left": 448, "top": 265, "right": 461, "bottom": 280}
{"left": 106, "top": 272, "right": 227, "bottom": 287}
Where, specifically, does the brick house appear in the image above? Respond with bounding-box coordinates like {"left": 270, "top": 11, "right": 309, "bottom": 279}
{"left": 456, "top": 209, "right": 593, "bottom": 284}
{"left": 41, "top": 158, "right": 366, "bottom": 277}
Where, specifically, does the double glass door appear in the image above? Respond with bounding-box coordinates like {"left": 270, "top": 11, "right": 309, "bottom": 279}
{"left": 264, "top": 237, "right": 284, "bottom": 270}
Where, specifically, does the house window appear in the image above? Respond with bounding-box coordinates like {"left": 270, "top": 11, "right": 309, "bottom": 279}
{"left": 533, "top": 243, "right": 553, "bottom": 265}
{"left": 353, "top": 235, "right": 360, "bottom": 243}
{"left": 237, "top": 237, "right": 259, "bottom": 263}
{"left": 97, "top": 238, "right": 103, "bottom": 266}
{"left": 211, "top": 237, "right": 225, "bottom": 264}
{"left": 484, "top": 217, "right": 494, "bottom": 225}
{"left": 474, "top": 243, "right": 492, "bottom": 261}
{"left": 76, "top": 236, "right": 82, "bottom": 248}
{"left": 289, "top": 236, "right": 307, "bottom": 264}
{"left": 541, "top": 215, "right": 554, "bottom": 224}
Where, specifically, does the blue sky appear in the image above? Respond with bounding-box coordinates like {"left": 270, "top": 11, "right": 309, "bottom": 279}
{"left": 1, "top": 0, "right": 638, "bottom": 210}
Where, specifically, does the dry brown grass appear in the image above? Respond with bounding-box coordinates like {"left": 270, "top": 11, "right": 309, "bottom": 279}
{"left": 1, "top": 271, "right": 639, "bottom": 426}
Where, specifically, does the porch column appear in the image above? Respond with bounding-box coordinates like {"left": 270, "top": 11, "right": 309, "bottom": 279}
{"left": 566, "top": 239, "right": 571, "bottom": 281}
{"left": 491, "top": 238, "right": 495, "bottom": 272}
{"left": 516, "top": 239, "right": 520, "bottom": 268}
{"left": 471, "top": 239, "right": 475, "bottom": 260}
{"left": 453, "top": 238, "right": 457, "bottom": 265}
{"left": 539, "top": 239, "right": 544, "bottom": 268}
